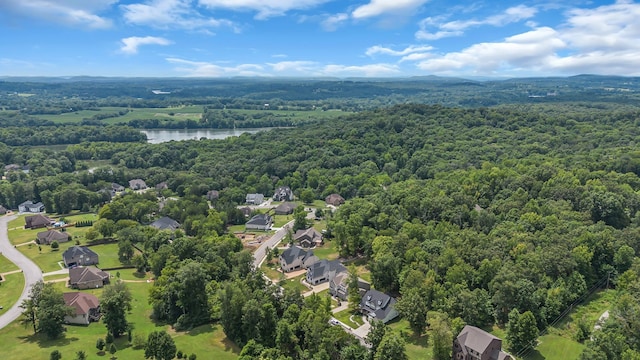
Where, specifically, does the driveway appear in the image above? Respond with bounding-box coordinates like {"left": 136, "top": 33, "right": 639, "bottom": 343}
{"left": 0, "top": 215, "right": 43, "bottom": 329}
{"left": 253, "top": 219, "right": 294, "bottom": 269}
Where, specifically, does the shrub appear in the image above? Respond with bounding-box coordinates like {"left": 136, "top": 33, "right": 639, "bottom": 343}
{"left": 51, "top": 241, "right": 59, "bottom": 250}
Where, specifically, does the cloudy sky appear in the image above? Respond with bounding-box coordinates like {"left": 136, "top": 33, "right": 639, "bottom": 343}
{"left": 0, "top": 0, "right": 638, "bottom": 78}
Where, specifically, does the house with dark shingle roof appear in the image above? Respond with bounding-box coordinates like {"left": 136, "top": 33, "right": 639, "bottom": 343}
{"left": 63, "top": 246, "right": 99, "bottom": 267}
{"left": 273, "top": 186, "right": 294, "bottom": 201}
{"left": 246, "top": 214, "right": 273, "bottom": 231}
{"left": 246, "top": 193, "right": 265, "bottom": 205}
{"left": 68, "top": 266, "right": 110, "bottom": 289}
{"left": 274, "top": 202, "right": 297, "bottom": 215}
{"left": 0, "top": 205, "right": 7, "bottom": 215}
{"left": 63, "top": 292, "right": 101, "bottom": 325}
{"left": 25, "top": 214, "right": 54, "bottom": 229}
{"left": 279, "top": 246, "right": 318, "bottom": 272}
{"left": 129, "top": 179, "right": 147, "bottom": 190}
{"left": 293, "top": 228, "right": 323, "bottom": 248}
{"left": 325, "top": 193, "right": 345, "bottom": 206}
{"left": 206, "top": 190, "right": 219, "bottom": 201}
{"left": 112, "top": 183, "right": 125, "bottom": 192}
{"left": 453, "top": 325, "right": 513, "bottom": 360}
{"left": 19, "top": 200, "right": 45, "bottom": 213}
{"left": 36, "top": 229, "right": 70, "bottom": 245}
{"left": 306, "top": 259, "right": 347, "bottom": 285}
{"left": 330, "top": 274, "right": 370, "bottom": 301}
{"left": 150, "top": 216, "right": 180, "bottom": 231}
{"left": 359, "top": 289, "right": 399, "bottom": 324}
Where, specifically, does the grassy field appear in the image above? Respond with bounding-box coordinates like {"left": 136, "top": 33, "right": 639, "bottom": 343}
{"left": 272, "top": 214, "right": 294, "bottom": 228}
{"left": 260, "top": 262, "right": 283, "bottom": 282}
{"left": 312, "top": 239, "right": 340, "bottom": 260}
{"left": 0, "top": 273, "right": 25, "bottom": 316}
{"left": 0, "top": 281, "right": 240, "bottom": 360}
{"left": 333, "top": 309, "right": 364, "bottom": 328}
{"left": 279, "top": 274, "right": 308, "bottom": 293}
{"left": 387, "top": 318, "right": 432, "bottom": 360}
{"left": 8, "top": 213, "right": 98, "bottom": 246}
{"left": 0, "top": 254, "right": 19, "bottom": 273}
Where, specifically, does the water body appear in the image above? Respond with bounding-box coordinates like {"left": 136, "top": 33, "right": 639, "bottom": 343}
{"left": 141, "top": 128, "right": 273, "bottom": 144}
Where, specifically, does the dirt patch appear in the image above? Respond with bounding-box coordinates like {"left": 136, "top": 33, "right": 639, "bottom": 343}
{"left": 235, "top": 232, "right": 270, "bottom": 250}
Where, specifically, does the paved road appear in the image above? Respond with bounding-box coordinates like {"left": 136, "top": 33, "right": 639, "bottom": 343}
{"left": 252, "top": 219, "right": 294, "bottom": 269}
{"left": 0, "top": 215, "right": 43, "bottom": 329}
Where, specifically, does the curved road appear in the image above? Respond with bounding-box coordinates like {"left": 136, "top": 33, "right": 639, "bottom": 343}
{"left": 0, "top": 215, "right": 43, "bottom": 329}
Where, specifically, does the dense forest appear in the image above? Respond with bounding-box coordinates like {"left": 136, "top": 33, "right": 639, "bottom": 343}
{"left": 1, "top": 100, "right": 640, "bottom": 358}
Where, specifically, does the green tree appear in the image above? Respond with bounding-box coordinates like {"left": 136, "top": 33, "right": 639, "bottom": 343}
{"left": 75, "top": 350, "right": 87, "bottom": 360}
{"left": 347, "top": 265, "right": 362, "bottom": 312}
{"left": 37, "top": 283, "right": 74, "bottom": 339}
{"left": 20, "top": 280, "right": 44, "bottom": 334}
{"left": 109, "top": 343, "right": 117, "bottom": 356}
{"left": 374, "top": 332, "right": 407, "bottom": 360}
{"left": 51, "top": 241, "right": 59, "bottom": 250}
{"left": 293, "top": 205, "right": 308, "bottom": 232}
{"left": 101, "top": 280, "right": 132, "bottom": 337}
{"left": 300, "top": 188, "right": 315, "bottom": 204}
{"left": 118, "top": 239, "right": 135, "bottom": 262}
{"left": 50, "top": 350, "right": 62, "bottom": 360}
{"left": 430, "top": 313, "right": 453, "bottom": 360}
{"left": 96, "top": 338, "right": 106, "bottom": 353}
{"left": 145, "top": 331, "right": 177, "bottom": 360}
{"left": 395, "top": 287, "right": 428, "bottom": 335}
{"left": 506, "top": 310, "right": 538, "bottom": 354}
{"left": 366, "top": 320, "right": 388, "bottom": 356}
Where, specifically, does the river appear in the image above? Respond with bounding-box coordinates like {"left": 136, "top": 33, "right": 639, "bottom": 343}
{"left": 141, "top": 128, "right": 273, "bottom": 144}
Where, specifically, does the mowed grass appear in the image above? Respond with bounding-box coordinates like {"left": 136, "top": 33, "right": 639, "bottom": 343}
{"left": 312, "top": 239, "right": 340, "bottom": 260}
{"left": 387, "top": 318, "right": 431, "bottom": 360}
{"left": 0, "top": 272, "right": 25, "bottom": 315}
{"left": 333, "top": 309, "right": 364, "bottom": 329}
{"left": 36, "top": 105, "right": 205, "bottom": 124}
{"left": 260, "top": 262, "right": 282, "bottom": 282}
{"left": 523, "top": 333, "right": 585, "bottom": 360}
{"left": 279, "top": 274, "right": 308, "bottom": 293}
{"left": 0, "top": 254, "right": 19, "bottom": 273}
{"left": 0, "top": 281, "right": 240, "bottom": 360}
{"left": 8, "top": 213, "right": 98, "bottom": 246}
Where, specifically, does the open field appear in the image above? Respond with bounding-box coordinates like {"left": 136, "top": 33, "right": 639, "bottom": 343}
{"left": 0, "top": 281, "right": 240, "bottom": 360}
{"left": 0, "top": 273, "right": 25, "bottom": 316}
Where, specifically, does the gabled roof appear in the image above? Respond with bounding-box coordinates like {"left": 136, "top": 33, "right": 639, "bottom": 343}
{"left": 325, "top": 193, "right": 345, "bottom": 205}
{"left": 37, "top": 229, "right": 69, "bottom": 243}
{"left": 155, "top": 181, "right": 168, "bottom": 190}
{"left": 150, "top": 216, "right": 180, "bottom": 231}
{"left": 63, "top": 246, "right": 98, "bottom": 262}
{"left": 360, "top": 289, "right": 398, "bottom": 323}
{"left": 0, "top": 205, "right": 7, "bottom": 214}
{"left": 280, "top": 246, "right": 313, "bottom": 266}
{"left": 63, "top": 292, "right": 100, "bottom": 315}
{"left": 20, "top": 200, "right": 44, "bottom": 208}
{"left": 25, "top": 214, "right": 53, "bottom": 228}
{"left": 129, "top": 179, "right": 147, "bottom": 189}
{"left": 275, "top": 202, "right": 297, "bottom": 214}
{"left": 246, "top": 193, "right": 264, "bottom": 201}
{"left": 307, "top": 259, "right": 346, "bottom": 282}
{"left": 293, "top": 228, "right": 322, "bottom": 242}
{"left": 112, "top": 183, "right": 125, "bottom": 191}
{"left": 456, "top": 325, "right": 511, "bottom": 360}
{"left": 246, "top": 213, "right": 272, "bottom": 226}
{"left": 69, "top": 266, "right": 109, "bottom": 285}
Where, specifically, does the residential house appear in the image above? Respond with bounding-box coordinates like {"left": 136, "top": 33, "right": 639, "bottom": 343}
{"left": 155, "top": 181, "right": 168, "bottom": 190}
{"left": 240, "top": 207, "right": 252, "bottom": 218}
{"left": 359, "top": 289, "right": 399, "bottom": 324}
{"left": 306, "top": 259, "right": 347, "bottom": 285}
{"left": 275, "top": 202, "right": 297, "bottom": 215}
{"left": 68, "top": 266, "right": 110, "bottom": 290}
{"left": 330, "top": 274, "right": 371, "bottom": 301}
{"left": 63, "top": 292, "right": 101, "bottom": 325}
{"left": 150, "top": 216, "right": 180, "bottom": 231}
{"left": 63, "top": 246, "right": 99, "bottom": 267}
{"left": 4, "top": 164, "right": 21, "bottom": 173}
{"left": 453, "top": 326, "right": 513, "bottom": 360}
{"left": 273, "top": 186, "right": 294, "bottom": 201}
{"left": 206, "top": 190, "right": 219, "bottom": 201}
{"left": 246, "top": 193, "right": 265, "bottom": 205}
{"left": 245, "top": 214, "right": 273, "bottom": 231}
{"left": 25, "top": 214, "right": 54, "bottom": 229}
{"left": 0, "top": 205, "right": 7, "bottom": 215}
{"left": 293, "top": 228, "right": 323, "bottom": 248}
{"left": 112, "top": 183, "right": 125, "bottom": 192}
{"left": 280, "top": 246, "right": 319, "bottom": 272}
{"left": 129, "top": 179, "right": 147, "bottom": 190}
{"left": 36, "top": 229, "right": 70, "bottom": 245}
{"left": 325, "top": 193, "right": 345, "bottom": 206}
{"left": 18, "top": 200, "right": 45, "bottom": 213}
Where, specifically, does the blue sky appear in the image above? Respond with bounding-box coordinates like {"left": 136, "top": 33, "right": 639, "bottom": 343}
{"left": 1, "top": 0, "right": 639, "bottom": 78}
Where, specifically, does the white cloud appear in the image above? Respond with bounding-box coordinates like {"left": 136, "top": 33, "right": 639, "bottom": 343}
{"left": 352, "top": 0, "right": 430, "bottom": 19}
{"left": 416, "top": 1, "right": 640, "bottom": 76}
{"left": 268, "top": 61, "right": 319, "bottom": 74}
{"left": 416, "top": 5, "right": 537, "bottom": 40}
{"left": 198, "top": 0, "right": 332, "bottom": 19}
{"left": 167, "top": 58, "right": 265, "bottom": 76}
{"left": 0, "top": 0, "right": 115, "bottom": 28}
{"left": 321, "top": 13, "right": 349, "bottom": 31}
{"left": 321, "top": 64, "right": 400, "bottom": 77}
{"left": 120, "top": 36, "right": 173, "bottom": 54}
{"left": 366, "top": 44, "right": 433, "bottom": 57}
{"left": 122, "top": 0, "right": 237, "bottom": 31}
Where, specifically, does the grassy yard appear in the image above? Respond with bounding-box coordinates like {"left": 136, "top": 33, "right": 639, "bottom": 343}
{"left": 19, "top": 241, "right": 74, "bottom": 272}
{"left": 0, "top": 280, "right": 240, "bottom": 360}
{"left": 260, "top": 262, "right": 283, "bottom": 282}
{"left": 0, "top": 254, "right": 19, "bottom": 273}
{"left": 312, "top": 239, "right": 340, "bottom": 260}
{"left": 333, "top": 309, "right": 364, "bottom": 328}
{"left": 523, "top": 333, "right": 585, "bottom": 360}
{"left": 273, "top": 214, "right": 294, "bottom": 228}
{"left": 387, "top": 318, "right": 431, "bottom": 360}
{"left": 279, "top": 274, "right": 308, "bottom": 293}
{"left": 0, "top": 273, "right": 25, "bottom": 316}
{"left": 8, "top": 213, "right": 98, "bottom": 246}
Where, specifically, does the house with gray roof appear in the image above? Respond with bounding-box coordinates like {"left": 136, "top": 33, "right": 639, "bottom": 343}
{"left": 453, "top": 325, "right": 513, "bottom": 360}
{"left": 112, "top": 183, "right": 125, "bottom": 192}
{"left": 293, "top": 228, "right": 323, "bottom": 248}
{"left": 129, "top": 178, "right": 147, "bottom": 190}
{"left": 306, "top": 259, "right": 347, "bottom": 285}
{"left": 246, "top": 213, "right": 273, "bottom": 231}
{"left": 246, "top": 193, "right": 265, "bottom": 205}
{"left": 330, "top": 274, "right": 370, "bottom": 301}
{"left": 150, "top": 216, "right": 180, "bottom": 231}
{"left": 63, "top": 246, "right": 99, "bottom": 267}
{"left": 359, "top": 289, "right": 399, "bottom": 324}
{"left": 325, "top": 193, "right": 345, "bottom": 206}
{"left": 206, "top": 190, "right": 219, "bottom": 201}
{"left": 19, "top": 200, "right": 45, "bottom": 213}
{"left": 273, "top": 186, "right": 294, "bottom": 201}
{"left": 36, "top": 229, "right": 70, "bottom": 245}
{"left": 0, "top": 205, "right": 7, "bottom": 215}
{"left": 275, "top": 202, "right": 297, "bottom": 215}
{"left": 25, "top": 214, "right": 54, "bottom": 229}
{"left": 279, "top": 246, "right": 318, "bottom": 272}
{"left": 68, "top": 266, "right": 109, "bottom": 289}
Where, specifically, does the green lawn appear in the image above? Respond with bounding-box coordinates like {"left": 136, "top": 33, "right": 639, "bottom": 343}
{"left": 43, "top": 274, "right": 68, "bottom": 282}
{"left": 333, "top": 309, "right": 364, "bottom": 328}
{"left": 8, "top": 213, "right": 98, "bottom": 246}
{"left": 279, "top": 274, "right": 308, "bottom": 293}
{"left": 0, "top": 254, "right": 19, "bottom": 273}
{"left": 273, "top": 214, "right": 294, "bottom": 228}
{"left": 18, "top": 241, "right": 74, "bottom": 272}
{"left": 91, "top": 243, "right": 127, "bottom": 269}
{"left": 523, "top": 333, "right": 585, "bottom": 360}
{"left": 0, "top": 280, "right": 240, "bottom": 360}
{"left": 312, "top": 239, "right": 340, "bottom": 260}
{"left": 0, "top": 273, "right": 25, "bottom": 316}
{"left": 387, "top": 318, "right": 431, "bottom": 360}
{"left": 260, "top": 263, "right": 283, "bottom": 282}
